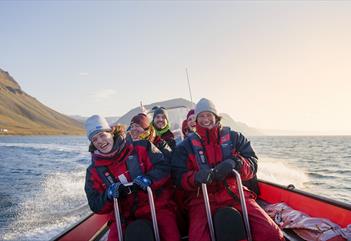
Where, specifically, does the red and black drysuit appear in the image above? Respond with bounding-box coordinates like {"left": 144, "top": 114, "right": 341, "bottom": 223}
{"left": 155, "top": 127, "right": 177, "bottom": 151}
{"left": 151, "top": 133, "right": 173, "bottom": 163}
{"left": 85, "top": 136, "right": 180, "bottom": 241}
{"left": 171, "top": 124, "right": 285, "bottom": 241}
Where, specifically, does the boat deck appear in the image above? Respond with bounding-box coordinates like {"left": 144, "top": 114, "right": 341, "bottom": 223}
{"left": 78, "top": 198, "right": 305, "bottom": 241}
{"left": 52, "top": 179, "right": 351, "bottom": 241}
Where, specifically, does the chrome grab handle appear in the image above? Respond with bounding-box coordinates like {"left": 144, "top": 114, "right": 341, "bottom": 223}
{"left": 232, "top": 169, "right": 252, "bottom": 241}
{"left": 114, "top": 196, "right": 124, "bottom": 241}
{"left": 147, "top": 186, "right": 160, "bottom": 241}
{"left": 201, "top": 170, "right": 253, "bottom": 241}
{"left": 113, "top": 182, "right": 160, "bottom": 241}
{"left": 201, "top": 183, "right": 216, "bottom": 241}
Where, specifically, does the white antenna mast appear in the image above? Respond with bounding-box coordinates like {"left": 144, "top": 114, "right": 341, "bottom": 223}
{"left": 140, "top": 101, "right": 147, "bottom": 114}
{"left": 185, "top": 67, "right": 193, "bottom": 104}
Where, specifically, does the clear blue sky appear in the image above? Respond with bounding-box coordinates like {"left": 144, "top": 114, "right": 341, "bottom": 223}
{"left": 1, "top": 1, "right": 351, "bottom": 134}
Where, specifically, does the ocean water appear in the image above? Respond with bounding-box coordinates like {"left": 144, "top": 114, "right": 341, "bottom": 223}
{"left": 251, "top": 136, "right": 351, "bottom": 202}
{"left": 0, "top": 135, "right": 350, "bottom": 241}
{"left": 0, "top": 136, "right": 91, "bottom": 241}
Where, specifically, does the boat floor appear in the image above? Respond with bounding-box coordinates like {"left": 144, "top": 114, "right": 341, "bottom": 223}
{"left": 97, "top": 229, "right": 304, "bottom": 241}
{"left": 94, "top": 199, "right": 305, "bottom": 241}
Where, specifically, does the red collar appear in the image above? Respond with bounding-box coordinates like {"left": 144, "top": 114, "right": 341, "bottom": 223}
{"left": 196, "top": 124, "right": 220, "bottom": 144}
{"left": 92, "top": 142, "right": 133, "bottom": 167}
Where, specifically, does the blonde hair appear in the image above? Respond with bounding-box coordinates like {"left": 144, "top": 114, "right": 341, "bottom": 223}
{"left": 111, "top": 124, "right": 127, "bottom": 137}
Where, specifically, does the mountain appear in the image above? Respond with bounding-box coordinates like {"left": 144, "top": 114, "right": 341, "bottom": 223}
{"left": 70, "top": 115, "right": 120, "bottom": 126}
{"left": 117, "top": 98, "right": 193, "bottom": 129}
{"left": 0, "top": 68, "right": 84, "bottom": 135}
{"left": 116, "top": 98, "right": 261, "bottom": 136}
{"left": 220, "top": 113, "right": 262, "bottom": 136}
{"left": 69, "top": 115, "right": 88, "bottom": 123}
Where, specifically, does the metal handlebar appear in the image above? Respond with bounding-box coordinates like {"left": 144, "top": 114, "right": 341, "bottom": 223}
{"left": 232, "top": 169, "right": 252, "bottom": 241}
{"left": 202, "top": 183, "right": 216, "bottom": 241}
{"left": 114, "top": 193, "right": 124, "bottom": 241}
{"left": 147, "top": 186, "right": 160, "bottom": 241}
{"left": 113, "top": 182, "right": 160, "bottom": 241}
{"left": 201, "top": 170, "right": 253, "bottom": 241}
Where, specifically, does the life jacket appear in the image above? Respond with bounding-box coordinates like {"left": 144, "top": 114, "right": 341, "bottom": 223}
{"left": 188, "top": 127, "right": 259, "bottom": 194}
{"left": 95, "top": 150, "right": 143, "bottom": 187}
{"left": 94, "top": 146, "right": 147, "bottom": 219}
{"left": 188, "top": 126, "right": 234, "bottom": 170}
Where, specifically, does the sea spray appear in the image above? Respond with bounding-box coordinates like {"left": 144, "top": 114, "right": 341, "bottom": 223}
{"left": 2, "top": 171, "right": 90, "bottom": 241}
{"left": 257, "top": 157, "right": 309, "bottom": 188}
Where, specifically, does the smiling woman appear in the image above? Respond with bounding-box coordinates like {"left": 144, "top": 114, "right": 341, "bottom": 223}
{"left": 85, "top": 115, "right": 114, "bottom": 153}
{"left": 129, "top": 113, "right": 150, "bottom": 141}
{"left": 91, "top": 132, "right": 114, "bottom": 153}
{"left": 83, "top": 114, "right": 180, "bottom": 241}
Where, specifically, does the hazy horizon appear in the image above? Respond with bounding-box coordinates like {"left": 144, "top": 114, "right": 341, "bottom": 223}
{"left": 1, "top": 1, "right": 351, "bottom": 135}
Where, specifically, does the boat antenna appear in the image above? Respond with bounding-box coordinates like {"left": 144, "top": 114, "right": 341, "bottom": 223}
{"left": 140, "top": 101, "right": 147, "bottom": 114}
{"left": 185, "top": 68, "right": 193, "bottom": 104}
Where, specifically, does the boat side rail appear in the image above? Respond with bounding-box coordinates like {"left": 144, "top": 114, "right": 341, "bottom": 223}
{"left": 257, "top": 178, "right": 351, "bottom": 228}
{"left": 50, "top": 210, "right": 110, "bottom": 241}
{"left": 257, "top": 179, "right": 351, "bottom": 211}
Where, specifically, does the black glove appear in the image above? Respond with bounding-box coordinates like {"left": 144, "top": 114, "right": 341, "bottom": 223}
{"left": 212, "top": 159, "right": 237, "bottom": 181}
{"left": 195, "top": 169, "right": 213, "bottom": 185}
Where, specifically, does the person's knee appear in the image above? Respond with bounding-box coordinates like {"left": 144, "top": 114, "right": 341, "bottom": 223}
{"left": 252, "top": 225, "right": 285, "bottom": 241}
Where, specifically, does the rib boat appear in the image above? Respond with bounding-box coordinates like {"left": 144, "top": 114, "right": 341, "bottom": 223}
{"left": 51, "top": 179, "right": 351, "bottom": 241}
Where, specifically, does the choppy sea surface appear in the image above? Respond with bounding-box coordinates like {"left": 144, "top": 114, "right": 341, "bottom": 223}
{"left": 0, "top": 135, "right": 350, "bottom": 241}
